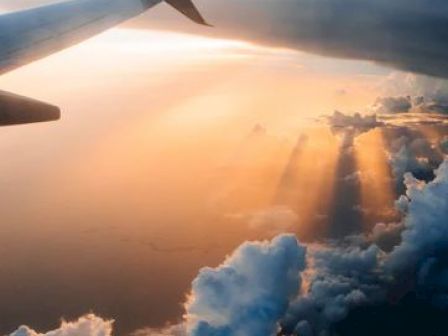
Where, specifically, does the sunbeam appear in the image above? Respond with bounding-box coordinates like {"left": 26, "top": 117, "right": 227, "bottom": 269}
{"left": 355, "top": 128, "right": 398, "bottom": 229}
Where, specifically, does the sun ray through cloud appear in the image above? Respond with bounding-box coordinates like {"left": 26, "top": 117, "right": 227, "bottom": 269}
{"left": 354, "top": 128, "right": 398, "bottom": 229}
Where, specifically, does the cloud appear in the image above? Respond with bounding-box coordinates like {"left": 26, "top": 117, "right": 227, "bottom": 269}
{"left": 9, "top": 315, "right": 184, "bottom": 336}
{"left": 248, "top": 207, "right": 298, "bottom": 233}
{"left": 372, "top": 95, "right": 448, "bottom": 115}
{"left": 185, "top": 234, "right": 306, "bottom": 336}
{"left": 386, "top": 73, "right": 448, "bottom": 103}
{"left": 387, "top": 161, "right": 448, "bottom": 294}
{"left": 278, "top": 159, "right": 448, "bottom": 335}
{"left": 367, "top": 222, "right": 403, "bottom": 251}
{"left": 387, "top": 134, "right": 443, "bottom": 194}
{"left": 440, "top": 136, "right": 448, "bottom": 154}
{"left": 327, "top": 111, "right": 383, "bottom": 147}
{"left": 9, "top": 315, "right": 113, "bottom": 336}
{"left": 12, "top": 235, "right": 305, "bottom": 336}
{"left": 374, "top": 73, "right": 448, "bottom": 114}
{"left": 280, "top": 243, "right": 386, "bottom": 335}
{"left": 8, "top": 158, "right": 448, "bottom": 336}
{"left": 242, "top": 206, "right": 299, "bottom": 234}
{"left": 371, "top": 96, "right": 413, "bottom": 114}
{"left": 389, "top": 141, "right": 433, "bottom": 183}
{"left": 328, "top": 111, "right": 383, "bottom": 130}
{"left": 131, "top": 324, "right": 186, "bottom": 336}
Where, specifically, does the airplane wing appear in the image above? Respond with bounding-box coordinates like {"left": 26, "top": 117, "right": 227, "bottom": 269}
{"left": 0, "top": 90, "right": 60, "bottom": 126}
{"left": 0, "top": 0, "right": 209, "bottom": 126}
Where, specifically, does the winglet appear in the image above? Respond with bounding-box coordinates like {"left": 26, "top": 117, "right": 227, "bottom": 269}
{"left": 164, "top": 0, "right": 212, "bottom": 26}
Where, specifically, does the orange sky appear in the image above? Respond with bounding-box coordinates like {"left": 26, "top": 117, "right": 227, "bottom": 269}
{"left": 0, "top": 28, "right": 387, "bottom": 235}
{"left": 0, "top": 28, "right": 395, "bottom": 334}
{"left": 0, "top": 27, "right": 394, "bottom": 259}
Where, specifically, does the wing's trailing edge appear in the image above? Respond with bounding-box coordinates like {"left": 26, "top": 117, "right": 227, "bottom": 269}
{"left": 0, "top": 0, "right": 210, "bottom": 126}
{"left": 0, "top": 0, "right": 210, "bottom": 76}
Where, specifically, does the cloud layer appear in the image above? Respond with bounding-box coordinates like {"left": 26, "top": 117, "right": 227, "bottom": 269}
{"left": 6, "top": 65, "right": 448, "bottom": 335}
{"left": 373, "top": 73, "right": 448, "bottom": 114}
{"left": 180, "top": 158, "right": 448, "bottom": 336}
{"left": 280, "top": 158, "right": 448, "bottom": 334}
{"left": 10, "top": 154, "right": 448, "bottom": 335}
{"left": 9, "top": 315, "right": 113, "bottom": 336}
{"left": 185, "top": 234, "right": 306, "bottom": 335}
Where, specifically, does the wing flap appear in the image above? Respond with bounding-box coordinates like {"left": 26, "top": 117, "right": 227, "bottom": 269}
{"left": 164, "top": 0, "right": 211, "bottom": 26}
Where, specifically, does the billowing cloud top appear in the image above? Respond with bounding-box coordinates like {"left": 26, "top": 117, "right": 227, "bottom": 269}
{"left": 186, "top": 234, "right": 306, "bottom": 335}
{"left": 8, "top": 157, "right": 448, "bottom": 335}
{"left": 9, "top": 315, "right": 113, "bottom": 336}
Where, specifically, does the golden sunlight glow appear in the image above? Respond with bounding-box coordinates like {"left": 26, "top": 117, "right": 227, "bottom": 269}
{"left": 96, "top": 29, "right": 290, "bottom": 61}
{"left": 0, "top": 27, "right": 384, "bottom": 246}
{"left": 0, "top": 11, "right": 446, "bottom": 336}
{"left": 355, "top": 128, "right": 397, "bottom": 228}
{"left": 284, "top": 127, "right": 339, "bottom": 238}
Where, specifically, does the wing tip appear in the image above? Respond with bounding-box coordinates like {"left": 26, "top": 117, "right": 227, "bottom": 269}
{"left": 0, "top": 91, "right": 60, "bottom": 126}
{"left": 164, "top": 0, "right": 212, "bottom": 26}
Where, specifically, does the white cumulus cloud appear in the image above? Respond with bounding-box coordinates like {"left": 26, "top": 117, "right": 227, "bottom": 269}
{"left": 9, "top": 315, "right": 113, "bottom": 336}
{"left": 185, "top": 234, "right": 306, "bottom": 336}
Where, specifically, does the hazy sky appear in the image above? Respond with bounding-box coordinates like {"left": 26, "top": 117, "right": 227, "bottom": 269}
{"left": 0, "top": 27, "right": 398, "bottom": 334}
{"left": 1, "top": 2, "right": 448, "bottom": 336}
